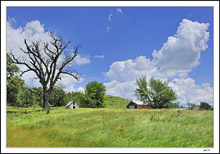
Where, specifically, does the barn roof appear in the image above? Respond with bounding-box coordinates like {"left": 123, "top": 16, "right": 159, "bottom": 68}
{"left": 131, "top": 100, "right": 147, "bottom": 105}
{"left": 66, "top": 101, "right": 76, "bottom": 107}
{"left": 66, "top": 101, "right": 73, "bottom": 107}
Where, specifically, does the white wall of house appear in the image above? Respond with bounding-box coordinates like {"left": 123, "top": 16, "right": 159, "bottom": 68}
{"left": 75, "top": 103, "right": 79, "bottom": 109}
{"left": 69, "top": 103, "right": 74, "bottom": 109}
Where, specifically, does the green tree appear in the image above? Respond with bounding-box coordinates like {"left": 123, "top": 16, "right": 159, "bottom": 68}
{"left": 167, "top": 102, "right": 180, "bottom": 108}
{"left": 76, "top": 93, "right": 97, "bottom": 108}
{"left": 20, "top": 87, "right": 33, "bottom": 108}
{"left": 50, "top": 87, "right": 67, "bottom": 107}
{"left": 7, "top": 53, "right": 25, "bottom": 107}
{"left": 7, "top": 54, "right": 19, "bottom": 78}
{"left": 135, "top": 76, "right": 177, "bottom": 109}
{"left": 199, "top": 102, "right": 212, "bottom": 110}
{"left": 65, "top": 91, "right": 78, "bottom": 103}
{"left": 31, "top": 87, "right": 43, "bottom": 107}
{"left": 82, "top": 81, "right": 106, "bottom": 108}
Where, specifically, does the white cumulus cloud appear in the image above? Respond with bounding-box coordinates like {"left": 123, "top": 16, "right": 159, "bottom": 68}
{"left": 7, "top": 17, "right": 16, "bottom": 25}
{"left": 152, "top": 19, "right": 210, "bottom": 77}
{"left": 73, "top": 54, "right": 91, "bottom": 65}
{"left": 169, "top": 78, "right": 214, "bottom": 106}
{"left": 24, "top": 20, "right": 45, "bottom": 34}
{"left": 94, "top": 55, "right": 104, "bottom": 59}
{"left": 104, "top": 80, "right": 136, "bottom": 100}
{"left": 104, "top": 56, "right": 158, "bottom": 82}
{"left": 56, "top": 74, "right": 84, "bottom": 92}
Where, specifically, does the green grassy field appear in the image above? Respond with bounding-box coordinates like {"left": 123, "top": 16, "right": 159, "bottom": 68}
{"left": 7, "top": 106, "right": 213, "bottom": 147}
{"left": 105, "top": 95, "right": 131, "bottom": 108}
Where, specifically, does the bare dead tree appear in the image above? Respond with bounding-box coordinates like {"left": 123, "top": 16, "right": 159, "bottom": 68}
{"left": 9, "top": 32, "right": 80, "bottom": 110}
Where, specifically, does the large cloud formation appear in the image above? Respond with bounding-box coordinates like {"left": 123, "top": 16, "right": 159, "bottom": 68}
{"left": 104, "top": 19, "right": 213, "bottom": 106}
{"left": 7, "top": 20, "right": 86, "bottom": 92}
{"left": 104, "top": 56, "right": 158, "bottom": 82}
{"left": 169, "top": 78, "right": 214, "bottom": 105}
{"left": 152, "top": 19, "right": 210, "bottom": 77}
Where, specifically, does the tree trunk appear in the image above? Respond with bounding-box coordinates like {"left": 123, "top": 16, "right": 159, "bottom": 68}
{"left": 34, "top": 98, "right": 35, "bottom": 111}
{"left": 33, "top": 94, "right": 35, "bottom": 111}
{"left": 43, "top": 87, "right": 50, "bottom": 110}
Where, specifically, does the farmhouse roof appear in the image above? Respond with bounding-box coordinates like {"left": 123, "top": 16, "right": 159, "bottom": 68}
{"left": 131, "top": 100, "right": 146, "bottom": 105}
{"left": 66, "top": 101, "right": 75, "bottom": 107}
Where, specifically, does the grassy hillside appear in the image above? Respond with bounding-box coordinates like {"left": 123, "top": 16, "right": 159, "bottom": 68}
{"left": 7, "top": 107, "right": 213, "bottom": 147}
{"left": 105, "top": 95, "right": 131, "bottom": 108}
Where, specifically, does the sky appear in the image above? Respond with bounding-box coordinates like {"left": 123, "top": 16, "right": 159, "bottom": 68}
{"left": 6, "top": 7, "right": 214, "bottom": 106}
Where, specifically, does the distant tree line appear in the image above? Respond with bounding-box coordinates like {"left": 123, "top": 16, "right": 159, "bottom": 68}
{"left": 187, "top": 102, "right": 213, "bottom": 111}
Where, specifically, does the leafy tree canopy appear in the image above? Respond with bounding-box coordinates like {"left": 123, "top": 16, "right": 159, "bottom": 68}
{"left": 50, "top": 87, "right": 67, "bottom": 107}
{"left": 135, "top": 76, "right": 177, "bottom": 109}
{"left": 199, "top": 102, "right": 212, "bottom": 110}
{"left": 7, "top": 53, "right": 25, "bottom": 107}
{"left": 80, "top": 81, "right": 107, "bottom": 108}
{"left": 7, "top": 53, "right": 19, "bottom": 79}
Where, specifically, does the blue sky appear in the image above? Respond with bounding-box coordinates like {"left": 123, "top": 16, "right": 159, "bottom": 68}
{"left": 7, "top": 7, "right": 214, "bottom": 106}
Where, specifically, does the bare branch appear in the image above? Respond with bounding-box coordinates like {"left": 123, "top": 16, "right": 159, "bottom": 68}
{"left": 8, "top": 52, "right": 40, "bottom": 78}
{"left": 50, "top": 45, "right": 79, "bottom": 88}
{"left": 20, "top": 69, "right": 32, "bottom": 77}
{"left": 24, "top": 39, "right": 50, "bottom": 82}
{"left": 19, "top": 47, "right": 28, "bottom": 54}
{"left": 44, "top": 42, "right": 56, "bottom": 56}
{"left": 60, "top": 71, "right": 80, "bottom": 81}
{"left": 29, "top": 88, "right": 42, "bottom": 97}
{"left": 61, "top": 45, "right": 79, "bottom": 68}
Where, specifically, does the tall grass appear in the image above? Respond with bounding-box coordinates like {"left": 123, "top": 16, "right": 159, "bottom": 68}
{"left": 7, "top": 107, "right": 213, "bottom": 147}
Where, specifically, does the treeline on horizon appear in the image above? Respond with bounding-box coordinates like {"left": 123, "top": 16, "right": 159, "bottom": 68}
{"left": 7, "top": 53, "right": 213, "bottom": 111}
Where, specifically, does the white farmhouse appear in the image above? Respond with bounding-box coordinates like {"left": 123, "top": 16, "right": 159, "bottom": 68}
{"left": 66, "top": 101, "right": 79, "bottom": 109}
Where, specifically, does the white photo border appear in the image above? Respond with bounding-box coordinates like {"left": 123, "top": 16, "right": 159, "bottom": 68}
{"left": 1, "top": 1, "right": 219, "bottom": 153}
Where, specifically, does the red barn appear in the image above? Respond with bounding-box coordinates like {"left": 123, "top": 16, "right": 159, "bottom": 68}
{"left": 126, "top": 101, "right": 152, "bottom": 109}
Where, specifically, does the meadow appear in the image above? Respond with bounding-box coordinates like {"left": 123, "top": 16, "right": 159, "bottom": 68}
{"left": 7, "top": 106, "right": 213, "bottom": 147}
{"left": 105, "top": 95, "right": 130, "bottom": 108}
